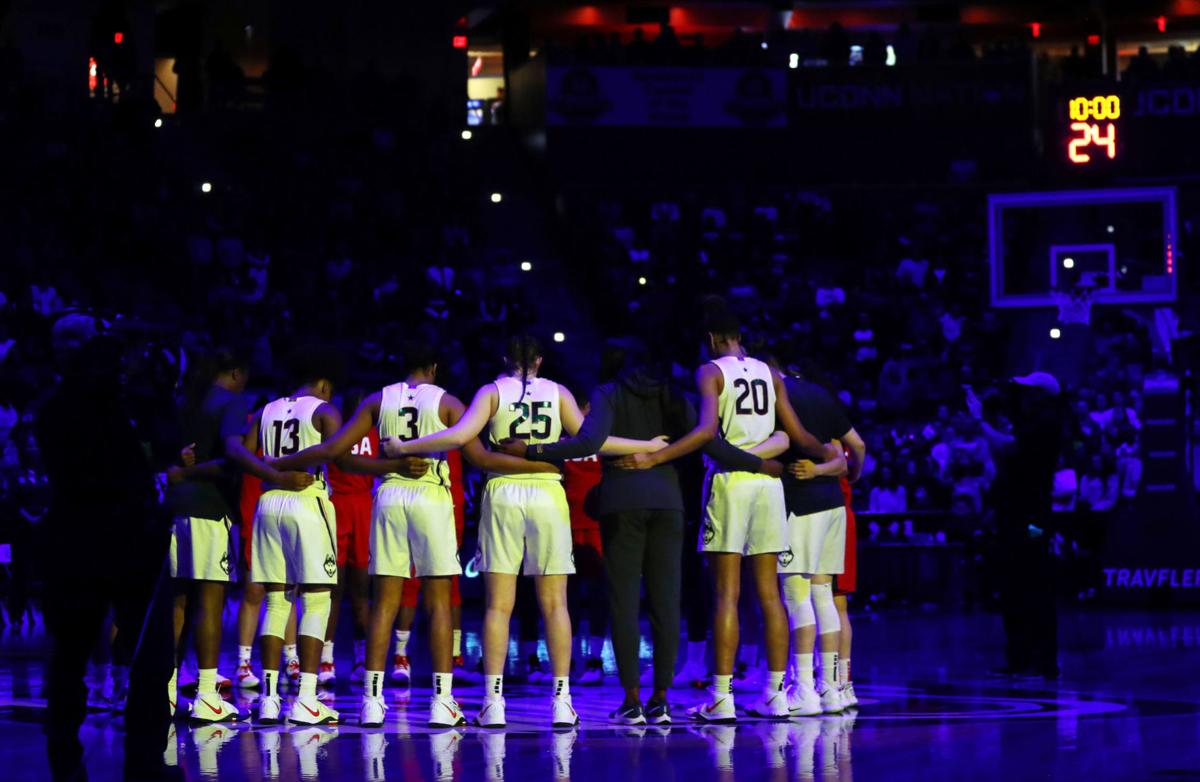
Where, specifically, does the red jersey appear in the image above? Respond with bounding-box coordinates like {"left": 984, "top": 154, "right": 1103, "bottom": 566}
{"left": 563, "top": 455, "right": 602, "bottom": 531}
{"left": 448, "top": 449, "right": 465, "bottom": 529}
{"left": 327, "top": 429, "right": 379, "bottom": 496}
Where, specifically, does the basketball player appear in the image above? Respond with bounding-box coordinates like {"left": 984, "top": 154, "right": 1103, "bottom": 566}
{"left": 384, "top": 336, "right": 664, "bottom": 728}
{"left": 267, "top": 341, "right": 549, "bottom": 728}
{"left": 242, "top": 348, "right": 346, "bottom": 725}
{"left": 612, "top": 300, "right": 836, "bottom": 722}
{"left": 833, "top": 475, "right": 860, "bottom": 708}
{"left": 320, "top": 389, "right": 379, "bottom": 686}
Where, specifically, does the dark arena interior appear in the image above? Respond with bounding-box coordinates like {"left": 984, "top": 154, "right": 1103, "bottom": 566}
{"left": 0, "top": 1, "right": 1199, "bottom": 780}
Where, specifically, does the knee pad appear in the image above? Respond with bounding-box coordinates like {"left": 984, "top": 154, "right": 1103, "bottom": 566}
{"left": 782, "top": 575, "right": 816, "bottom": 633}
{"left": 811, "top": 582, "right": 841, "bottom": 635}
{"left": 261, "top": 590, "right": 292, "bottom": 640}
{"left": 298, "top": 590, "right": 332, "bottom": 640}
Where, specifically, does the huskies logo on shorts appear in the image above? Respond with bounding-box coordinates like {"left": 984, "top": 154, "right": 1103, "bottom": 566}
{"left": 220, "top": 551, "right": 232, "bottom": 576}
{"left": 778, "top": 548, "right": 794, "bottom": 567}
{"left": 323, "top": 555, "right": 337, "bottom": 578}
{"left": 703, "top": 521, "right": 716, "bottom": 545}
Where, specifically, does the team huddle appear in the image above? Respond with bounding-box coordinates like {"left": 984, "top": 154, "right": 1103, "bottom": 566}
{"left": 166, "top": 299, "right": 865, "bottom": 729}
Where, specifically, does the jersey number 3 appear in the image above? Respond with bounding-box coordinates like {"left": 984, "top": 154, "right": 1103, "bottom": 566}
{"left": 509, "top": 401, "right": 552, "bottom": 440}
{"left": 733, "top": 378, "right": 769, "bottom": 416}
{"left": 398, "top": 407, "right": 419, "bottom": 441}
{"left": 270, "top": 419, "right": 300, "bottom": 455}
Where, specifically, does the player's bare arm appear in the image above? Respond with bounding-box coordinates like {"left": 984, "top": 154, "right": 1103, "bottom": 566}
{"left": 462, "top": 436, "right": 561, "bottom": 476}
{"left": 227, "top": 409, "right": 314, "bottom": 490}
{"left": 773, "top": 372, "right": 838, "bottom": 461}
{"left": 611, "top": 363, "right": 722, "bottom": 470}
{"left": 382, "top": 383, "right": 497, "bottom": 456}
{"left": 789, "top": 439, "right": 848, "bottom": 480}
{"left": 269, "top": 393, "right": 381, "bottom": 471}
{"left": 841, "top": 427, "right": 867, "bottom": 483}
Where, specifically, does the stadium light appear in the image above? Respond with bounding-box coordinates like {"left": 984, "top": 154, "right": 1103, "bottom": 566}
{"left": 521, "top": 261, "right": 533, "bottom": 272}
{"left": 788, "top": 53, "right": 799, "bottom": 69}
{"left": 490, "top": 192, "right": 502, "bottom": 203}
{"left": 1050, "top": 328, "right": 1062, "bottom": 339}
{"left": 553, "top": 332, "right": 566, "bottom": 343}
{"left": 461, "top": 129, "right": 472, "bottom": 140}
{"left": 1063, "top": 257, "right": 1075, "bottom": 269}
{"left": 201, "top": 182, "right": 213, "bottom": 193}
{"left": 637, "top": 276, "right": 647, "bottom": 286}
{"left": 154, "top": 118, "right": 163, "bottom": 129}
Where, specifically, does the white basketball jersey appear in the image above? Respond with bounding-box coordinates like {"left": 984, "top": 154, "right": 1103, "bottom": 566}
{"left": 260, "top": 395, "right": 328, "bottom": 495}
{"left": 712, "top": 355, "right": 777, "bottom": 450}
{"left": 378, "top": 382, "right": 451, "bottom": 487}
{"left": 488, "top": 375, "right": 563, "bottom": 481}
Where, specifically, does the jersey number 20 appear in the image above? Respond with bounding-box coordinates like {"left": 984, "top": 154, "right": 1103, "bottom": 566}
{"left": 733, "top": 378, "right": 769, "bottom": 416}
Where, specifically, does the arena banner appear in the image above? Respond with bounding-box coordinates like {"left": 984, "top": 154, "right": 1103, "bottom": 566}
{"left": 788, "top": 63, "right": 1029, "bottom": 115}
{"left": 545, "top": 66, "right": 787, "bottom": 127}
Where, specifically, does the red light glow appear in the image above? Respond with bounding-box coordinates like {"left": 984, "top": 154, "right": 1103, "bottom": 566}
{"left": 1156, "top": 16, "right": 1168, "bottom": 33}
{"left": 452, "top": 35, "right": 468, "bottom": 49}
{"left": 1167, "top": 235, "right": 1174, "bottom": 274}
{"left": 113, "top": 31, "right": 124, "bottom": 44}
{"left": 88, "top": 57, "right": 97, "bottom": 91}
{"left": 1030, "top": 22, "right": 1041, "bottom": 39}
{"left": 1087, "top": 34, "right": 1101, "bottom": 46}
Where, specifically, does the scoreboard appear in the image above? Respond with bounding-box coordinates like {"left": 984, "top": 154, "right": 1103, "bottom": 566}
{"left": 1066, "top": 94, "right": 1119, "bottom": 165}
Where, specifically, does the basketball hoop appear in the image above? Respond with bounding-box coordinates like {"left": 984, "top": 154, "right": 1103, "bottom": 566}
{"left": 1053, "top": 286, "right": 1094, "bottom": 325}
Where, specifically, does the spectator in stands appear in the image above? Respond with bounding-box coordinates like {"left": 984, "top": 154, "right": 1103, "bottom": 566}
{"left": 869, "top": 466, "right": 907, "bottom": 513}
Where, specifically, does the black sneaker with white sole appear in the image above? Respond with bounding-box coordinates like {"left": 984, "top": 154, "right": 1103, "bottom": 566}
{"left": 645, "top": 700, "right": 672, "bottom": 724}
{"left": 610, "top": 702, "right": 647, "bottom": 725}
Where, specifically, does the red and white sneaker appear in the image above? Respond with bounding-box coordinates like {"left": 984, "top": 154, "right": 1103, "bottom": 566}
{"left": 285, "top": 657, "right": 301, "bottom": 687}
{"left": 236, "top": 662, "right": 260, "bottom": 690}
{"left": 216, "top": 671, "right": 233, "bottom": 690}
{"left": 687, "top": 689, "right": 737, "bottom": 724}
{"left": 391, "top": 655, "right": 412, "bottom": 685}
{"left": 318, "top": 661, "right": 337, "bottom": 686}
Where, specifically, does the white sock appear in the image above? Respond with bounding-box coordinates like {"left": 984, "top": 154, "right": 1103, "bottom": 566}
{"left": 713, "top": 674, "right": 733, "bottom": 695}
{"left": 321, "top": 641, "right": 334, "bottom": 664}
{"left": 485, "top": 674, "right": 503, "bottom": 698}
{"left": 588, "top": 636, "right": 605, "bottom": 659}
{"left": 283, "top": 643, "right": 298, "bottom": 662}
{"left": 686, "top": 641, "right": 706, "bottom": 666}
{"left": 767, "top": 670, "right": 785, "bottom": 692}
{"left": 739, "top": 644, "right": 758, "bottom": 666}
{"left": 434, "top": 672, "right": 453, "bottom": 697}
{"left": 298, "top": 672, "right": 318, "bottom": 698}
{"left": 354, "top": 640, "right": 367, "bottom": 665}
{"left": 263, "top": 669, "right": 278, "bottom": 698}
{"left": 395, "top": 630, "right": 410, "bottom": 656}
{"left": 452, "top": 630, "right": 462, "bottom": 658}
{"left": 838, "top": 657, "right": 851, "bottom": 686}
{"left": 238, "top": 645, "right": 253, "bottom": 664}
{"left": 197, "top": 668, "right": 217, "bottom": 695}
{"left": 794, "top": 653, "right": 815, "bottom": 687}
{"left": 819, "top": 651, "right": 838, "bottom": 687}
{"left": 553, "top": 676, "right": 569, "bottom": 697}
{"left": 365, "top": 670, "right": 384, "bottom": 698}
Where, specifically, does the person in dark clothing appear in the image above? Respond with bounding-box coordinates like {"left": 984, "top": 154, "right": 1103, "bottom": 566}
{"left": 968, "top": 372, "right": 1066, "bottom": 679}
{"left": 35, "top": 323, "right": 177, "bottom": 782}
{"left": 500, "top": 337, "right": 787, "bottom": 724}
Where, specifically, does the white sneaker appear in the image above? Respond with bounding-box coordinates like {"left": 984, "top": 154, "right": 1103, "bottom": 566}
{"left": 578, "top": 658, "right": 604, "bottom": 686}
{"left": 840, "top": 682, "right": 859, "bottom": 708}
{"left": 474, "top": 694, "right": 506, "bottom": 728}
{"left": 236, "top": 661, "right": 260, "bottom": 689}
{"left": 191, "top": 722, "right": 239, "bottom": 775}
{"left": 289, "top": 695, "right": 340, "bottom": 725}
{"left": 786, "top": 682, "right": 822, "bottom": 717}
{"left": 318, "top": 661, "right": 336, "bottom": 686}
{"left": 551, "top": 694, "right": 580, "bottom": 728}
{"left": 694, "top": 724, "right": 737, "bottom": 769}
{"left": 285, "top": 657, "right": 301, "bottom": 686}
{"left": 675, "top": 661, "right": 710, "bottom": 689}
{"left": 360, "top": 695, "right": 388, "bottom": 728}
{"left": 292, "top": 726, "right": 338, "bottom": 779}
{"left": 363, "top": 732, "right": 388, "bottom": 782}
{"left": 257, "top": 694, "right": 283, "bottom": 725}
{"left": 687, "top": 689, "right": 737, "bottom": 724}
{"left": 391, "top": 655, "right": 412, "bottom": 685}
{"left": 818, "top": 682, "right": 845, "bottom": 714}
{"left": 430, "top": 729, "right": 463, "bottom": 781}
{"left": 757, "top": 722, "right": 791, "bottom": 769}
{"left": 189, "top": 693, "right": 240, "bottom": 723}
{"left": 429, "top": 694, "right": 467, "bottom": 728}
{"left": 744, "top": 688, "right": 789, "bottom": 719}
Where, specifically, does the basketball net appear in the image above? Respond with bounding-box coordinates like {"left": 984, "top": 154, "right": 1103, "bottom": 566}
{"left": 1053, "top": 287, "right": 1094, "bottom": 325}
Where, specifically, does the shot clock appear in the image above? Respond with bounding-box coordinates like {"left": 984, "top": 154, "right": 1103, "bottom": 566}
{"left": 1066, "top": 94, "right": 1120, "bottom": 165}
